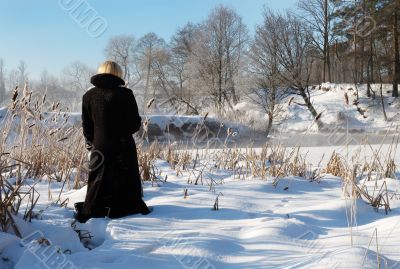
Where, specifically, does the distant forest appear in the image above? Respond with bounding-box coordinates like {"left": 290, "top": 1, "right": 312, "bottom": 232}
{"left": 0, "top": 0, "right": 399, "bottom": 116}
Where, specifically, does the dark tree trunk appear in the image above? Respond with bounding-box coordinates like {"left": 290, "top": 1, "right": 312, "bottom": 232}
{"left": 393, "top": 10, "right": 400, "bottom": 97}
{"left": 266, "top": 112, "right": 274, "bottom": 138}
{"left": 218, "top": 50, "right": 223, "bottom": 112}
{"left": 143, "top": 45, "right": 153, "bottom": 111}
{"left": 353, "top": 12, "right": 359, "bottom": 84}
{"left": 323, "top": 0, "right": 331, "bottom": 82}
{"left": 367, "top": 2, "right": 374, "bottom": 98}
{"left": 266, "top": 86, "right": 276, "bottom": 137}
{"left": 359, "top": 0, "right": 366, "bottom": 84}
{"left": 367, "top": 34, "right": 374, "bottom": 98}
{"left": 299, "top": 87, "right": 323, "bottom": 129}
{"left": 380, "top": 83, "right": 388, "bottom": 121}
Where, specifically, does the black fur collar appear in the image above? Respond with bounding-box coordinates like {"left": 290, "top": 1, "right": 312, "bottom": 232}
{"left": 90, "top": 73, "right": 125, "bottom": 88}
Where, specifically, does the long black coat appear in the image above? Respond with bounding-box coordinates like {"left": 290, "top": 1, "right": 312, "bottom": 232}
{"left": 81, "top": 73, "right": 150, "bottom": 220}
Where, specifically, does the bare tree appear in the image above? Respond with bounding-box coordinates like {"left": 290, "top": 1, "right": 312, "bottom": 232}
{"left": 59, "top": 62, "right": 94, "bottom": 110}
{"left": 373, "top": 37, "right": 388, "bottom": 121}
{"left": 104, "top": 35, "right": 141, "bottom": 86}
{"left": 170, "top": 23, "right": 196, "bottom": 93}
{"left": 365, "top": 0, "right": 376, "bottom": 98}
{"left": 135, "top": 33, "right": 166, "bottom": 111}
{"left": 258, "top": 9, "right": 323, "bottom": 128}
{"left": 393, "top": 8, "right": 400, "bottom": 97}
{"left": 17, "top": 60, "right": 28, "bottom": 87}
{"left": 37, "top": 70, "right": 66, "bottom": 96}
{"left": 0, "top": 59, "right": 6, "bottom": 104}
{"left": 297, "top": 0, "right": 335, "bottom": 83}
{"left": 39, "top": 69, "right": 50, "bottom": 90}
{"left": 196, "top": 5, "right": 248, "bottom": 113}
{"left": 149, "top": 47, "right": 177, "bottom": 109}
{"left": 7, "top": 68, "right": 19, "bottom": 91}
{"left": 62, "top": 61, "right": 94, "bottom": 93}
{"left": 164, "top": 23, "right": 201, "bottom": 114}
{"left": 249, "top": 20, "right": 290, "bottom": 136}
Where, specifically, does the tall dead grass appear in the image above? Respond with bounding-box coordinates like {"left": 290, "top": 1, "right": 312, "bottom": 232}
{"left": 0, "top": 86, "right": 87, "bottom": 234}
{"left": 323, "top": 137, "right": 398, "bottom": 215}
{"left": 0, "top": 85, "right": 87, "bottom": 187}
{"left": 1, "top": 87, "right": 399, "bottom": 237}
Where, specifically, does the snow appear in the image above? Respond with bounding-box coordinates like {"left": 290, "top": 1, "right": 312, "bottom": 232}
{"left": 1, "top": 147, "right": 400, "bottom": 269}
{"left": 3, "top": 82, "right": 398, "bottom": 143}
{"left": 2, "top": 84, "right": 400, "bottom": 268}
{"left": 233, "top": 83, "right": 400, "bottom": 134}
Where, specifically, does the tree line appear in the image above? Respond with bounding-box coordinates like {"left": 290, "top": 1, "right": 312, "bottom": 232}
{"left": 0, "top": 1, "right": 399, "bottom": 133}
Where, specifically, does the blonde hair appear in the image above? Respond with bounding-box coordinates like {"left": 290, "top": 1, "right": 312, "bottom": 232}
{"left": 97, "top": 61, "right": 123, "bottom": 80}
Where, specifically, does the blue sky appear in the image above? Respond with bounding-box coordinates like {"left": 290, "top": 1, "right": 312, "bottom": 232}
{"left": 0, "top": 0, "right": 296, "bottom": 79}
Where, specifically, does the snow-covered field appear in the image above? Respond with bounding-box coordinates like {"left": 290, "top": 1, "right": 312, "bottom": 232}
{"left": 234, "top": 83, "right": 400, "bottom": 134}
{"left": 2, "top": 84, "right": 400, "bottom": 269}
{"left": 1, "top": 143, "right": 400, "bottom": 269}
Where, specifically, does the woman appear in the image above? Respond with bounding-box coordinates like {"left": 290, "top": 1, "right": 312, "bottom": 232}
{"left": 75, "top": 61, "right": 150, "bottom": 223}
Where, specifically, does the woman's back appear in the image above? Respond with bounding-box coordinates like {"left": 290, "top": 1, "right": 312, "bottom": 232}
{"left": 78, "top": 61, "right": 150, "bottom": 223}
{"left": 82, "top": 74, "right": 141, "bottom": 152}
